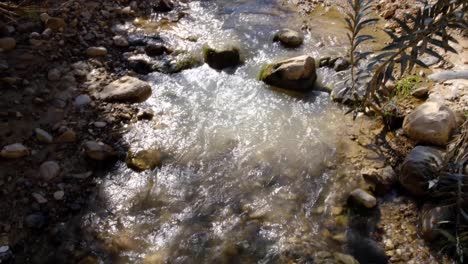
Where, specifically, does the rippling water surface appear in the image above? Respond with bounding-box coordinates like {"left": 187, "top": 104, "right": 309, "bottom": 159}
{"left": 89, "top": 1, "right": 355, "bottom": 262}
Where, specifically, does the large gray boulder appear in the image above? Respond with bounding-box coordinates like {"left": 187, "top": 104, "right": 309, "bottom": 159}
{"left": 259, "top": 55, "right": 317, "bottom": 92}
{"left": 403, "top": 101, "right": 457, "bottom": 146}
{"left": 98, "top": 76, "right": 152, "bottom": 103}
{"left": 273, "top": 29, "right": 304, "bottom": 48}
{"left": 399, "top": 146, "right": 444, "bottom": 196}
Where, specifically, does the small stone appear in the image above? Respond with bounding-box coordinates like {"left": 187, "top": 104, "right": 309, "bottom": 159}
{"left": 0, "top": 143, "right": 29, "bottom": 159}
{"left": 25, "top": 213, "right": 46, "bottom": 229}
{"left": 98, "top": 76, "right": 152, "bottom": 103}
{"left": 0, "top": 37, "right": 16, "bottom": 51}
{"left": 83, "top": 141, "right": 116, "bottom": 160}
{"left": 74, "top": 94, "right": 92, "bottom": 107}
{"left": 145, "top": 44, "right": 168, "bottom": 56}
{"left": 411, "top": 86, "right": 429, "bottom": 99}
{"left": 40, "top": 13, "right": 50, "bottom": 23}
{"left": 273, "top": 28, "right": 304, "bottom": 48}
{"left": 29, "top": 32, "right": 41, "bottom": 39}
{"left": 86, "top": 46, "right": 108, "bottom": 57}
{"left": 137, "top": 109, "right": 154, "bottom": 120}
{"left": 47, "top": 68, "right": 61, "bottom": 81}
{"left": 35, "top": 128, "right": 53, "bottom": 144}
{"left": 42, "top": 28, "right": 53, "bottom": 38}
{"left": 45, "top": 17, "right": 66, "bottom": 31}
{"left": 113, "top": 35, "right": 129, "bottom": 47}
{"left": 53, "top": 191, "right": 64, "bottom": 200}
{"left": 55, "top": 129, "right": 76, "bottom": 143}
{"left": 333, "top": 57, "right": 350, "bottom": 72}
{"left": 94, "top": 121, "right": 107, "bottom": 128}
{"left": 32, "top": 193, "right": 48, "bottom": 204}
{"left": 152, "top": 0, "right": 174, "bottom": 12}
{"left": 349, "top": 188, "right": 377, "bottom": 208}
{"left": 40, "top": 161, "right": 60, "bottom": 181}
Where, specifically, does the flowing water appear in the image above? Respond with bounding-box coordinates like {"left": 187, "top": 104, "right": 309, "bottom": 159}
{"left": 86, "top": 1, "right": 359, "bottom": 263}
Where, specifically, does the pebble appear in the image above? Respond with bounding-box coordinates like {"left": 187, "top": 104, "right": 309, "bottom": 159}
{"left": 113, "top": 35, "right": 129, "bottom": 47}
{"left": 42, "top": 28, "right": 52, "bottom": 38}
{"left": 86, "top": 46, "right": 108, "bottom": 57}
{"left": 74, "top": 94, "right": 92, "bottom": 107}
{"left": 47, "top": 68, "right": 61, "bottom": 81}
{"left": 32, "top": 193, "right": 48, "bottom": 204}
{"left": 53, "top": 191, "right": 65, "bottom": 200}
{"left": 0, "top": 37, "right": 16, "bottom": 51}
{"left": 55, "top": 129, "right": 77, "bottom": 143}
{"left": 35, "top": 128, "right": 53, "bottom": 143}
{"left": 29, "top": 32, "right": 41, "bottom": 39}
{"left": 40, "top": 13, "right": 50, "bottom": 23}
{"left": 83, "top": 141, "right": 115, "bottom": 160}
{"left": 0, "top": 143, "right": 29, "bottom": 159}
{"left": 94, "top": 121, "right": 107, "bottom": 128}
{"left": 40, "top": 161, "right": 60, "bottom": 181}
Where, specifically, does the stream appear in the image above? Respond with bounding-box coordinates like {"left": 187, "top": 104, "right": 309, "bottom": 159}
{"left": 85, "top": 1, "right": 359, "bottom": 263}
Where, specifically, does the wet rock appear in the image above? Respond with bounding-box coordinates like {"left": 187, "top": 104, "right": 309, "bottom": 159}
{"left": 84, "top": 141, "right": 116, "bottom": 160}
{"left": 0, "top": 37, "right": 16, "bottom": 51}
{"left": 55, "top": 129, "right": 77, "bottom": 143}
{"left": 152, "top": 0, "right": 174, "bottom": 12}
{"left": 25, "top": 213, "right": 46, "bottom": 229}
{"left": 411, "top": 86, "right": 429, "bottom": 99}
{"left": 45, "top": 17, "right": 66, "bottom": 31}
{"left": 259, "top": 55, "right": 317, "bottom": 92}
{"left": 48, "top": 68, "right": 61, "bottom": 81}
{"left": 333, "top": 58, "right": 350, "bottom": 72}
{"left": 349, "top": 188, "right": 377, "bottom": 208}
{"left": 145, "top": 43, "right": 169, "bottom": 56}
{"left": 42, "top": 28, "right": 53, "bottom": 38}
{"left": 421, "top": 204, "right": 454, "bottom": 241}
{"left": 362, "top": 166, "right": 396, "bottom": 194}
{"left": 319, "top": 57, "right": 331, "bottom": 68}
{"left": 203, "top": 45, "right": 241, "bottom": 70}
{"left": 74, "top": 94, "right": 92, "bottom": 107}
{"left": 403, "top": 101, "right": 457, "bottom": 146}
{"left": 273, "top": 28, "right": 304, "bottom": 48}
{"left": 428, "top": 70, "right": 468, "bottom": 82}
{"left": 126, "top": 149, "right": 162, "bottom": 171}
{"left": 113, "top": 35, "right": 129, "bottom": 47}
{"left": 400, "top": 146, "right": 444, "bottom": 196}
{"left": 98, "top": 76, "right": 152, "bottom": 103}
{"left": 34, "top": 128, "right": 53, "bottom": 144}
{"left": 40, "top": 161, "right": 60, "bottom": 181}
{"left": 86, "top": 46, "right": 108, "bottom": 57}
{"left": 0, "top": 143, "right": 29, "bottom": 159}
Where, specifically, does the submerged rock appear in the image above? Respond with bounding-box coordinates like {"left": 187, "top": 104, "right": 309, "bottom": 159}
{"left": 273, "top": 28, "right": 304, "bottom": 48}
{"left": 259, "top": 55, "right": 317, "bottom": 92}
{"left": 145, "top": 43, "right": 170, "bottom": 56}
{"left": 0, "top": 143, "right": 29, "bottom": 159}
{"left": 403, "top": 101, "right": 457, "bottom": 146}
{"left": 400, "top": 146, "right": 444, "bottom": 196}
{"left": 126, "top": 149, "right": 162, "bottom": 171}
{"left": 98, "top": 76, "right": 152, "bottom": 103}
{"left": 203, "top": 45, "right": 241, "bottom": 70}
{"left": 333, "top": 58, "right": 350, "bottom": 72}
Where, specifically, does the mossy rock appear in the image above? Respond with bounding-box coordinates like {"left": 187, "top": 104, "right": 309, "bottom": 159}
{"left": 203, "top": 45, "right": 241, "bottom": 70}
{"left": 126, "top": 149, "right": 162, "bottom": 171}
